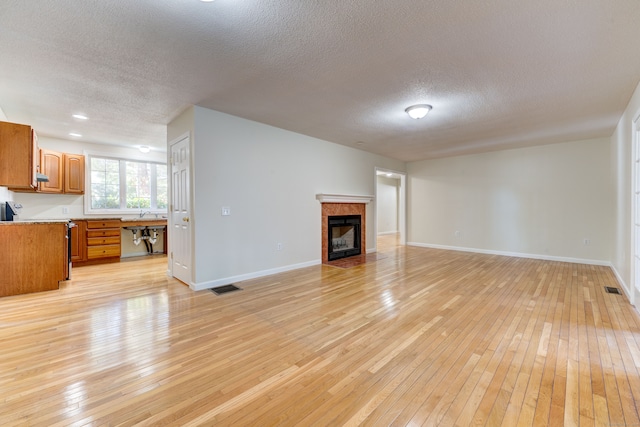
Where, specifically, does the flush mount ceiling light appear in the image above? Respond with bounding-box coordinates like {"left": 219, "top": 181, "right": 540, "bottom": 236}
{"left": 72, "top": 113, "right": 88, "bottom": 120}
{"left": 69, "top": 132, "right": 82, "bottom": 138}
{"left": 405, "top": 104, "right": 432, "bottom": 119}
{"left": 139, "top": 145, "right": 150, "bottom": 153}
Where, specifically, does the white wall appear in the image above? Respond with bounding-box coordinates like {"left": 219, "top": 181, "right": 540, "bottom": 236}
{"left": 407, "top": 137, "right": 613, "bottom": 264}
{"left": 170, "top": 106, "right": 406, "bottom": 288}
{"left": 611, "top": 80, "right": 640, "bottom": 296}
{"left": 376, "top": 176, "right": 399, "bottom": 234}
{"left": 0, "top": 186, "right": 11, "bottom": 205}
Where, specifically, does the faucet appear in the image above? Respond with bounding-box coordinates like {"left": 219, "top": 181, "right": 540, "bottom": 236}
{"left": 140, "top": 210, "right": 151, "bottom": 218}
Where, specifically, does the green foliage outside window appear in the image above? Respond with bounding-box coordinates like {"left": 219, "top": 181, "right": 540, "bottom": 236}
{"left": 89, "top": 155, "right": 167, "bottom": 212}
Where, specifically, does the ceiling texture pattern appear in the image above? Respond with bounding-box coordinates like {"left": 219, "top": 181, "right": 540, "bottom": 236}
{"left": 1, "top": 0, "right": 640, "bottom": 161}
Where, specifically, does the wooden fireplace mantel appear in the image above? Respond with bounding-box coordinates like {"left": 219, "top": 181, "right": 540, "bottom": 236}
{"left": 316, "top": 194, "right": 374, "bottom": 204}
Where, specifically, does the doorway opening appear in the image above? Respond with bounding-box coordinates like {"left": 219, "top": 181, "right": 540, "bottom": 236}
{"left": 374, "top": 168, "right": 406, "bottom": 252}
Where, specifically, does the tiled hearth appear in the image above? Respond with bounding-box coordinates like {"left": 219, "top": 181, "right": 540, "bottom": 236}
{"left": 316, "top": 194, "right": 373, "bottom": 264}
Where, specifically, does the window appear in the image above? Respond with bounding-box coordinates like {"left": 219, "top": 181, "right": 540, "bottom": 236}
{"left": 88, "top": 155, "right": 167, "bottom": 213}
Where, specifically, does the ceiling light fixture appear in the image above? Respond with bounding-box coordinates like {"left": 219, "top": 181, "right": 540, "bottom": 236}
{"left": 72, "top": 114, "right": 88, "bottom": 120}
{"left": 139, "top": 145, "right": 150, "bottom": 153}
{"left": 405, "top": 104, "right": 432, "bottom": 119}
{"left": 69, "top": 132, "right": 82, "bottom": 138}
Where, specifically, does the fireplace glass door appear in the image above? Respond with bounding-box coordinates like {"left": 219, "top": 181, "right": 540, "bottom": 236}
{"left": 328, "top": 215, "right": 361, "bottom": 260}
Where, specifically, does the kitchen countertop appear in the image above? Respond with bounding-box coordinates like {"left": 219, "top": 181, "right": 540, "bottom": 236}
{"left": 2, "top": 217, "right": 168, "bottom": 225}
{"left": 0, "top": 219, "right": 71, "bottom": 225}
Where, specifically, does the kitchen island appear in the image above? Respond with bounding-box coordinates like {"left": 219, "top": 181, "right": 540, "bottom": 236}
{"left": 0, "top": 221, "right": 69, "bottom": 297}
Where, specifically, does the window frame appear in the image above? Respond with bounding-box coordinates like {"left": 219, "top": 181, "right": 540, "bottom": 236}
{"left": 84, "top": 151, "right": 168, "bottom": 216}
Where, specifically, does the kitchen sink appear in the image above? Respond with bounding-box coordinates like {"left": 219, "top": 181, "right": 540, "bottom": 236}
{"left": 121, "top": 217, "right": 167, "bottom": 221}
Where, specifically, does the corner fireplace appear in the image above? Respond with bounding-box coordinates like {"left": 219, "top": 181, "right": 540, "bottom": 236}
{"left": 328, "top": 215, "right": 361, "bottom": 261}
{"left": 317, "top": 194, "right": 372, "bottom": 264}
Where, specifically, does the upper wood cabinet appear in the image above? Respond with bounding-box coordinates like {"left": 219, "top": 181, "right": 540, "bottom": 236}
{"left": 13, "top": 149, "right": 85, "bottom": 194}
{"left": 39, "top": 149, "right": 64, "bottom": 193}
{"left": 0, "top": 121, "right": 38, "bottom": 189}
{"left": 64, "top": 153, "right": 85, "bottom": 194}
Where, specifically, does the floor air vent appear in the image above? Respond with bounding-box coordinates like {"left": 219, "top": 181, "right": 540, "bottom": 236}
{"left": 210, "top": 284, "right": 242, "bottom": 295}
{"left": 605, "top": 286, "right": 621, "bottom": 295}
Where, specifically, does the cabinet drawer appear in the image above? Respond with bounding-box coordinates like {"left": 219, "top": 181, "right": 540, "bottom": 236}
{"left": 87, "top": 228, "right": 120, "bottom": 238}
{"left": 87, "top": 236, "right": 121, "bottom": 246}
{"left": 87, "top": 244, "right": 121, "bottom": 259}
{"left": 87, "top": 220, "right": 121, "bottom": 229}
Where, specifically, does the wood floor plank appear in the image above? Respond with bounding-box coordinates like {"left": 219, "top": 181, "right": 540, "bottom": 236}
{"left": 1, "top": 237, "right": 640, "bottom": 425}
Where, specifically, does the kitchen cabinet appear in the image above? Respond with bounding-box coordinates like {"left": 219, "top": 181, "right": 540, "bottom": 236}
{"left": 72, "top": 219, "right": 121, "bottom": 265}
{"left": 64, "top": 153, "right": 85, "bottom": 194}
{"left": 70, "top": 220, "right": 87, "bottom": 262}
{"left": 0, "top": 222, "right": 67, "bottom": 297}
{"left": 12, "top": 149, "right": 85, "bottom": 194}
{"left": 0, "top": 121, "right": 38, "bottom": 189}
{"left": 39, "top": 149, "right": 64, "bottom": 193}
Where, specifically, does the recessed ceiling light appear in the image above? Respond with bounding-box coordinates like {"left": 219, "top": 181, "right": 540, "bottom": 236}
{"left": 405, "top": 104, "right": 432, "bottom": 119}
{"left": 200, "top": 0, "right": 215, "bottom": 2}
{"left": 69, "top": 132, "right": 82, "bottom": 137}
{"left": 139, "top": 145, "right": 151, "bottom": 153}
{"left": 72, "top": 114, "right": 88, "bottom": 120}
{"left": 386, "top": 173, "right": 393, "bottom": 177}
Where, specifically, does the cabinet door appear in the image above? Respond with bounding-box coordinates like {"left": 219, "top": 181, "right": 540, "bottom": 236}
{"left": 64, "top": 154, "right": 85, "bottom": 194}
{"left": 71, "top": 221, "right": 87, "bottom": 262}
{"left": 39, "top": 149, "right": 63, "bottom": 193}
{"left": 0, "top": 121, "right": 37, "bottom": 188}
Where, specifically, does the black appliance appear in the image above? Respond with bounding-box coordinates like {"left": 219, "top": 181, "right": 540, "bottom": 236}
{"left": 2, "top": 201, "right": 22, "bottom": 221}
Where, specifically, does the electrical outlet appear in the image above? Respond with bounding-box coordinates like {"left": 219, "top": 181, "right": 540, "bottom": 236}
{"left": 62, "top": 207, "right": 69, "bottom": 214}
{"left": 583, "top": 238, "right": 591, "bottom": 246}
{"left": 454, "top": 230, "right": 461, "bottom": 238}
{"left": 277, "top": 243, "right": 283, "bottom": 251}
{"left": 221, "top": 207, "right": 231, "bottom": 216}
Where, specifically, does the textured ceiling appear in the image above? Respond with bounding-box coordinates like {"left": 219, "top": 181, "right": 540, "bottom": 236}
{"left": 1, "top": 1, "right": 640, "bottom": 161}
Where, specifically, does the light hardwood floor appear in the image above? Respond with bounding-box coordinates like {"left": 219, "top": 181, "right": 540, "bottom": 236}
{"left": 2, "top": 235, "right": 640, "bottom": 426}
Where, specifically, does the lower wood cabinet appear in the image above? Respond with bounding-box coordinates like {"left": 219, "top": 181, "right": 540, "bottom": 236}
{"left": 72, "top": 219, "right": 121, "bottom": 266}
{"left": 70, "top": 220, "right": 86, "bottom": 262}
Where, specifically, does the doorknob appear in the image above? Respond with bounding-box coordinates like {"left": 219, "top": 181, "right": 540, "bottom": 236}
{"left": 183, "top": 217, "right": 190, "bottom": 222}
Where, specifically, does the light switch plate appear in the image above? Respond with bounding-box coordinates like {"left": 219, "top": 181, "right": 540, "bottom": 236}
{"left": 221, "top": 207, "right": 231, "bottom": 216}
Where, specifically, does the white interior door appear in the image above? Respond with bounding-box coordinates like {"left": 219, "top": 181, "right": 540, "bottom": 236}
{"left": 170, "top": 135, "right": 192, "bottom": 285}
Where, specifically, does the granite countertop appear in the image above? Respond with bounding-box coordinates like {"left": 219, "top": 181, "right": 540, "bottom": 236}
{"left": 1, "top": 217, "right": 168, "bottom": 225}
{"left": 0, "top": 219, "right": 71, "bottom": 225}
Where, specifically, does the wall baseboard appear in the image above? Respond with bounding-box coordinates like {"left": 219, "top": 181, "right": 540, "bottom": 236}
{"left": 407, "top": 242, "right": 610, "bottom": 266}
{"left": 377, "top": 230, "right": 399, "bottom": 236}
{"left": 190, "top": 259, "right": 322, "bottom": 291}
{"left": 609, "top": 264, "right": 638, "bottom": 314}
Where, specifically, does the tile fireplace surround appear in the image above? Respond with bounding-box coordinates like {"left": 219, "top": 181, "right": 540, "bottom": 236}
{"left": 316, "top": 194, "right": 373, "bottom": 264}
